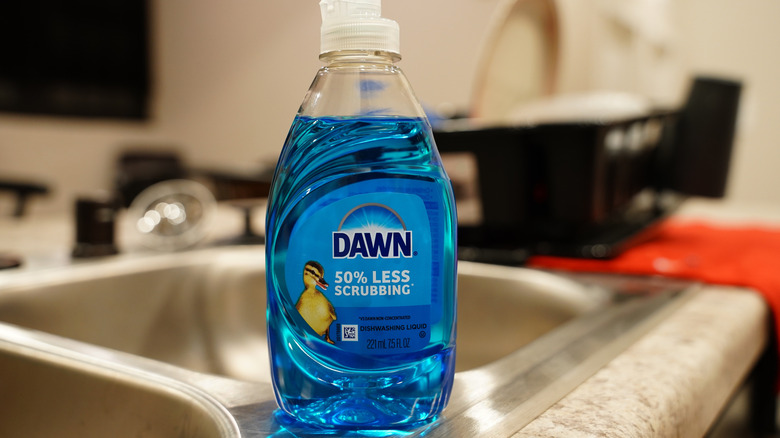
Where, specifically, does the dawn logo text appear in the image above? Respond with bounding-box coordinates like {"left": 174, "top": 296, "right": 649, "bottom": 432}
{"left": 332, "top": 203, "right": 413, "bottom": 259}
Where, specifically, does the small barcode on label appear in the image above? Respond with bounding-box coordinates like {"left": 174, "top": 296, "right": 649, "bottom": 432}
{"left": 341, "top": 324, "right": 358, "bottom": 341}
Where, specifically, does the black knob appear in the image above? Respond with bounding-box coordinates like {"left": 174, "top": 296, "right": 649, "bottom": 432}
{"left": 72, "top": 195, "right": 119, "bottom": 258}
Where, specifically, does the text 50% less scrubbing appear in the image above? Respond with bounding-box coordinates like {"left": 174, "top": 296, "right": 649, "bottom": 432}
{"left": 334, "top": 270, "right": 411, "bottom": 285}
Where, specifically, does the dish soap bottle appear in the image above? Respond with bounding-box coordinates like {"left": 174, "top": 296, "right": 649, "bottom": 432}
{"left": 265, "top": 0, "right": 457, "bottom": 430}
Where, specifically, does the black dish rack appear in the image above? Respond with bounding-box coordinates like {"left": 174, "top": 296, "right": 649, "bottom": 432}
{"left": 434, "top": 76, "right": 742, "bottom": 264}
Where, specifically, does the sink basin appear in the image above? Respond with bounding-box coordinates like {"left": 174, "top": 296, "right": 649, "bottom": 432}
{"left": 0, "top": 246, "right": 603, "bottom": 380}
{"left": 0, "top": 245, "right": 692, "bottom": 436}
{"left": 0, "top": 325, "right": 241, "bottom": 438}
{"left": 0, "top": 247, "right": 274, "bottom": 382}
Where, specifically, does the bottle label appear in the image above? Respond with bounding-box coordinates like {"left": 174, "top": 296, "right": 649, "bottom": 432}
{"left": 285, "top": 178, "right": 444, "bottom": 355}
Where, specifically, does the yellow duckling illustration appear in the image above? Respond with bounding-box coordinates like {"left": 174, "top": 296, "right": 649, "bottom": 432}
{"left": 295, "top": 261, "right": 337, "bottom": 344}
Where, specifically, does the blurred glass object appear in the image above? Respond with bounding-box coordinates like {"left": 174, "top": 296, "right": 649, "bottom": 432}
{"left": 128, "top": 180, "right": 216, "bottom": 251}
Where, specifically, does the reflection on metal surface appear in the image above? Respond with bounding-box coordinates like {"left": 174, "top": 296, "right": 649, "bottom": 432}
{"left": 0, "top": 246, "right": 694, "bottom": 436}
{"left": 0, "top": 325, "right": 240, "bottom": 438}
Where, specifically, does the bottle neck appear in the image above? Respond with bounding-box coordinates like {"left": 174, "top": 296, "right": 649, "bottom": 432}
{"left": 300, "top": 49, "right": 424, "bottom": 119}
{"left": 319, "top": 50, "right": 401, "bottom": 67}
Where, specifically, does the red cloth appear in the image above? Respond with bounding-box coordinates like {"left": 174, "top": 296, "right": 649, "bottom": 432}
{"left": 528, "top": 220, "right": 780, "bottom": 378}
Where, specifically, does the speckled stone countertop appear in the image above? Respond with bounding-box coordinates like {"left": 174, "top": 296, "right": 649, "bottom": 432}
{"left": 515, "top": 198, "right": 775, "bottom": 437}
{"left": 514, "top": 286, "right": 768, "bottom": 437}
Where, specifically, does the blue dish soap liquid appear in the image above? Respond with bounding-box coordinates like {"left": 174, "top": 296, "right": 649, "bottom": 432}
{"left": 265, "top": 0, "right": 457, "bottom": 430}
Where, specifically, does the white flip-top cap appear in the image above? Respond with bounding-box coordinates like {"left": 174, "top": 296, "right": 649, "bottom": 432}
{"left": 319, "top": 0, "right": 400, "bottom": 57}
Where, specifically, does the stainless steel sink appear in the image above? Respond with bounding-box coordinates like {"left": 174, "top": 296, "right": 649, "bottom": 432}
{"left": 0, "top": 327, "right": 241, "bottom": 438}
{"left": 0, "top": 245, "right": 693, "bottom": 437}
{"left": 0, "top": 247, "right": 602, "bottom": 380}
{"left": 0, "top": 247, "right": 273, "bottom": 382}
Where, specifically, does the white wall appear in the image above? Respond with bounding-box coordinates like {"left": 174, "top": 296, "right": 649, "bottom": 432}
{"left": 675, "top": 0, "right": 780, "bottom": 203}
{"left": 0, "top": 0, "right": 499, "bottom": 215}
{"left": 0, "top": 0, "right": 778, "bottom": 216}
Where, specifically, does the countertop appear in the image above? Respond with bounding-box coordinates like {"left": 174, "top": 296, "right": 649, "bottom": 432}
{"left": 0, "top": 198, "right": 775, "bottom": 437}
{"left": 516, "top": 286, "right": 768, "bottom": 437}
{"left": 516, "top": 198, "right": 776, "bottom": 437}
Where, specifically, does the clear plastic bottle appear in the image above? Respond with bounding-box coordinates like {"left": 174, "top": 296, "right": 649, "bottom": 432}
{"left": 265, "top": 0, "right": 457, "bottom": 430}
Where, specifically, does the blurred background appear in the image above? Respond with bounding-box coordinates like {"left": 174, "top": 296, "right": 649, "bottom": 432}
{"left": 0, "top": 0, "right": 777, "bottom": 216}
